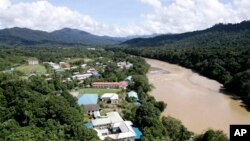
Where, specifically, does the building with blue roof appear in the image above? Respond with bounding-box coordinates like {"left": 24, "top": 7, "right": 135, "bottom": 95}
{"left": 84, "top": 122, "right": 93, "bottom": 128}
{"left": 77, "top": 94, "right": 98, "bottom": 105}
{"left": 132, "top": 127, "right": 143, "bottom": 139}
{"left": 127, "top": 91, "right": 139, "bottom": 101}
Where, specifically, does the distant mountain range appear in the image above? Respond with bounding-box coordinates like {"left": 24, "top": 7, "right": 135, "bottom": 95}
{"left": 1, "top": 20, "right": 250, "bottom": 47}
{"left": 123, "top": 21, "right": 250, "bottom": 48}
{"left": 0, "top": 27, "right": 131, "bottom": 45}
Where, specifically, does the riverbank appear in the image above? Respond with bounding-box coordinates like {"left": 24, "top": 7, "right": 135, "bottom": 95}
{"left": 146, "top": 58, "right": 250, "bottom": 135}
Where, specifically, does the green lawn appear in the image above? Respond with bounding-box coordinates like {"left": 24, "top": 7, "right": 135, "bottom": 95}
{"left": 16, "top": 64, "right": 47, "bottom": 75}
{"left": 67, "top": 58, "right": 93, "bottom": 63}
{"left": 84, "top": 58, "right": 93, "bottom": 63}
{"left": 79, "top": 88, "right": 121, "bottom": 95}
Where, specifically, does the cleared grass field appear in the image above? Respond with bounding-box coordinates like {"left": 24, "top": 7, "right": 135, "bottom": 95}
{"left": 79, "top": 88, "right": 121, "bottom": 95}
{"left": 67, "top": 58, "right": 93, "bottom": 63}
{"left": 16, "top": 64, "right": 47, "bottom": 75}
{"left": 84, "top": 58, "right": 93, "bottom": 62}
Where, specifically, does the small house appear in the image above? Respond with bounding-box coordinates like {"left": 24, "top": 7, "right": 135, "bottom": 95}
{"left": 72, "top": 73, "right": 92, "bottom": 80}
{"left": 117, "top": 61, "right": 133, "bottom": 69}
{"left": 81, "top": 64, "right": 87, "bottom": 68}
{"left": 100, "top": 93, "right": 119, "bottom": 104}
{"left": 127, "top": 91, "right": 139, "bottom": 101}
{"left": 47, "top": 62, "right": 60, "bottom": 70}
{"left": 59, "top": 62, "right": 70, "bottom": 68}
{"left": 87, "top": 68, "right": 97, "bottom": 73}
{"left": 84, "top": 104, "right": 100, "bottom": 118}
{"left": 27, "top": 59, "right": 39, "bottom": 65}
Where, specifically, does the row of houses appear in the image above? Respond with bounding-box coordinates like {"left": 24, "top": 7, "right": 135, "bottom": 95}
{"left": 62, "top": 68, "right": 100, "bottom": 83}
{"left": 43, "top": 61, "right": 88, "bottom": 71}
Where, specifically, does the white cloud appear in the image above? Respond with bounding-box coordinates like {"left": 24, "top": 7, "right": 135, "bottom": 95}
{"left": 0, "top": 0, "right": 11, "bottom": 9}
{"left": 0, "top": 0, "right": 250, "bottom": 36}
{"left": 0, "top": 0, "right": 102, "bottom": 32}
{"left": 140, "top": 0, "right": 162, "bottom": 8}
{"left": 0, "top": 0, "right": 149, "bottom": 36}
{"left": 140, "top": 0, "right": 250, "bottom": 34}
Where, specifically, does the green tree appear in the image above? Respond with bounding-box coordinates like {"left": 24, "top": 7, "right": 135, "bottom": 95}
{"left": 195, "top": 129, "right": 228, "bottom": 141}
{"left": 162, "top": 116, "right": 193, "bottom": 141}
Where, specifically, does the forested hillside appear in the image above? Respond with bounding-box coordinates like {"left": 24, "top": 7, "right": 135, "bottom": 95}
{"left": 109, "top": 47, "right": 250, "bottom": 108}
{"left": 123, "top": 21, "right": 250, "bottom": 48}
{"left": 0, "top": 27, "right": 125, "bottom": 45}
{"left": 0, "top": 74, "right": 99, "bottom": 140}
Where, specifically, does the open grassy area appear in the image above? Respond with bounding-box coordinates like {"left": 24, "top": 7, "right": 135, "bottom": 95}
{"left": 84, "top": 58, "right": 93, "bottom": 62}
{"left": 79, "top": 88, "right": 121, "bottom": 95}
{"left": 16, "top": 64, "right": 47, "bottom": 75}
{"left": 67, "top": 58, "right": 93, "bottom": 63}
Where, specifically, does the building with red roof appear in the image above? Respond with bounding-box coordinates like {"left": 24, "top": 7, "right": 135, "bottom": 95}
{"left": 92, "top": 81, "right": 128, "bottom": 89}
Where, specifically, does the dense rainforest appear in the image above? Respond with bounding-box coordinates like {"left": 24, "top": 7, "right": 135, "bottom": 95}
{"left": 0, "top": 73, "right": 99, "bottom": 140}
{"left": 108, "top": 47, "right": 250, "bottom": 109}
{"left": 123, "top": 21, "right": 250, "bottom": 48}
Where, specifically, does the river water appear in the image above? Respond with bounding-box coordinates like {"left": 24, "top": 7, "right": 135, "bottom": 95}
{"left": 146, "top": 58, "right": 250, "bottom": 135}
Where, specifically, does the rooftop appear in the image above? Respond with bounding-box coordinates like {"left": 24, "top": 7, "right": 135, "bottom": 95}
{"left": 84, "top": 122, "right": 93, "bottom": 128}
{"left": 91, "top": 111, "right": 142, "bottom": 140}
{"left": 91, "top": 112, "right": 123, "bottom": 126}
{"left": 92, "top": 117, "right": 111, "bottom": 126}
{"left": 107, "top": 121, "right": 136, "bottom": 140}
{"left": 101, "top": 93, "right": 119, "bottom": 100}
{"left": 127, "top": 91, "right": 138, "bottom": 99}
{"left": 106, "top": 112, "right": 123, "bottom": 123}
{"left": 84, "top": 104, "right": 100, "bottom": 112}
{"left": 77, "top": 94, "right": 98, "bottom": 105}
{"left": 92, "top": 81, "right": 127, "bottom": 86}
{"left": 133, "top": 127, "right": 143, "bottom": 139}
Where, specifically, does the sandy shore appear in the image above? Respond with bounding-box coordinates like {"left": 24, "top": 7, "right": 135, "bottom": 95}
{"left": 146, "top": 58, "right": 250, "bottom": 135}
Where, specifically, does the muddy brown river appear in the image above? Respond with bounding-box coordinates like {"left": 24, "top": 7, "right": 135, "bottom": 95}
{"left": 146, "top": 58, "right": 250, "bottom": 135}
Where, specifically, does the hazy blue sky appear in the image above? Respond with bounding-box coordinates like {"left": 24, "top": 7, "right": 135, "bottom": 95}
{"left": 1, "top": 0, "right": 250, "bottom": 36}
{"left": 11, "top": 0, "right": 152, "bottom": 24}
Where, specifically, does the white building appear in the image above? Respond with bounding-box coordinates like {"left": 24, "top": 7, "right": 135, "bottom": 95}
{"left": 70, "top": 66, "right": 78, "bottom": 70}
{"left": 81, "top": 64, "right": 87, "bottom": 68}
{"left": 100, "top": 93, "right": 119, "bottom": 104}
{"left": 72, "top": 73, "right": 92, "bottom": 80}
{"left": 47, "top": 62, "right": 61, "bottom": 70}
{"left": 27, "top": 59, "right": 39, "bottom": 65}
{"left": 91, "top": 112, "right": 137, "bottom": 141}
{"left": 87, "top": 68, "right": 97, "bottom": 73}
{"left": 59, "top": 61, "right": 70, "bottom": 68}
{"left": 117, "top": 61, "right": 133, "bottom": 69}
